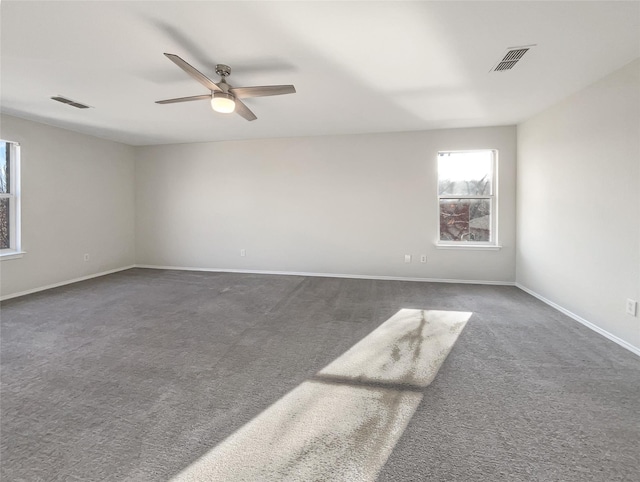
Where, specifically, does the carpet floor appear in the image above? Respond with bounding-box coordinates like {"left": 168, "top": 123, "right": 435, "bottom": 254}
{"left": 1, "top": 268, "right": 639, "bottom": 481}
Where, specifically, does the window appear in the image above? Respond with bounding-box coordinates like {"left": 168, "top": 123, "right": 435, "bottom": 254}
{"left": 0, "top": 140, "right": 21, "bottom": 257}
{"left": 437, "top": 150, "right": 497, "bottom": 246}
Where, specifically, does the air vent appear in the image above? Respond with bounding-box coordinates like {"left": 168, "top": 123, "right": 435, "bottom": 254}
{"left": 51, "top": 96, "right": 91, "bottom": 109}
{"left": 490, "top": 45, "right": 535, "bottom": 72}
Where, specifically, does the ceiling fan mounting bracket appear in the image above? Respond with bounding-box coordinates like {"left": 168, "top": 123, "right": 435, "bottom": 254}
{"left": 215, "top": 64, "right": 231, "bottom": 78}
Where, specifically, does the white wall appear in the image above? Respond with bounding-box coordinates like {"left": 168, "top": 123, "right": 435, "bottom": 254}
{"left": 517, "top": 59, "right": 640, "bottom": 350}
{"left": 0, "top": 115, "right": 136, "bottom": 297}
{"left": 135, "top": 126, "right": 516, "bottom": 282}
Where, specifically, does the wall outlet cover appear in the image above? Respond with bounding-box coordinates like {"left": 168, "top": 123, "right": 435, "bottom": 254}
{"left": 626, "top": 299, "right": 637, "bottom": 316}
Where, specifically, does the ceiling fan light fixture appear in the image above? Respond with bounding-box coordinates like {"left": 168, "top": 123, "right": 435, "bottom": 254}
{"left": 211, "top": 92, "right": 235, "bottom": 113}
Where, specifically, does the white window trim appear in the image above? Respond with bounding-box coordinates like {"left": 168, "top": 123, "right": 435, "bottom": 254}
{"left": 436, "top": 149, "right": 499, "bottom": 249}
{"left": 435, "top": 244, "right": 502, "bottom": 250}
{"left": 0, "top": 140, "right": 22, "bottom": 260}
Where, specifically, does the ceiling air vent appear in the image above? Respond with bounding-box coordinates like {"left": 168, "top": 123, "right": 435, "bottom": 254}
{"left": 51, "top": 96, "right": 92, "bottom": 109}
{"left": 490, "top": 45, "right": 535, "bottom": 72}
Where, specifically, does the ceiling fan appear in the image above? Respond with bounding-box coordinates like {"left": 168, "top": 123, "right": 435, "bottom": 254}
{"left": 155, "top": 53, "right": 296, "bottom": 121}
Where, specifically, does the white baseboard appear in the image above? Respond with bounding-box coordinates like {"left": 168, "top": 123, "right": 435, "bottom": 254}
{"left": 515, "top": 283, "right": 640, "bottom": 357}
{"left": 0, "top": 265, "right": 136, "bottom": 301}
{"left": 134, "top": 264, "right": 516, "bottom": 286}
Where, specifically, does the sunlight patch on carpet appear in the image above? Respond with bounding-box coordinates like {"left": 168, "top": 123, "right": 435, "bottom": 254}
{"left": 171, "top": 309, "right": 471, "bottom": 482}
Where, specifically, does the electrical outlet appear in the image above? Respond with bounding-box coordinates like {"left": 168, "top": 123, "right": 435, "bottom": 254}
{"left": 240, "top": 249, "right": 246, "bottom": 257}
{"left": 83, "top": 253, "right": 90, "bottom": 262}
{"left": 404, "top": 254, "right": 411, "bottom": 263}
{"left": 626, "top": 299, "right": 637, "bottom": 316}
{"left": 420, "top": 254, "right": 427, "bottom": 263}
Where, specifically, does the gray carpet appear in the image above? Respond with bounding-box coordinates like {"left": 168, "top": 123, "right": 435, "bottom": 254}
{"left": 1, "top": 268, "right": 639, "bottom": 481}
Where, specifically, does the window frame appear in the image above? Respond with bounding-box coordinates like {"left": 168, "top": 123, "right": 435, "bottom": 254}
{"left": 0, "top": 140, "right": 22, "bottom": 259}
{"left": 436, "top": 149, "right": 500, "bottom": 249}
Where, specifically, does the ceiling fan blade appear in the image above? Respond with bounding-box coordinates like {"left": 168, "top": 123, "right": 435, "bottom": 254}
{"left": 155, "top": 94, "right": 211, "bottom": 104}
{"left": 230, "top": 85, "right": 296, "bottom": 99}
{"left": 234, "top": 98, "right": 257, "bottom": 121}
{"left": 164, "top": 53, "right": 221, "bottom": 92}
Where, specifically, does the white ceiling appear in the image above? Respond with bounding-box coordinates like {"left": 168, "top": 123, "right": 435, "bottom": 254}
{"left": 1, "top": 1, "right": 639, "bottom": 146}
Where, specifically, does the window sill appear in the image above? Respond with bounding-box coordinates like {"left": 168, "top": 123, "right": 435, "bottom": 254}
{"left": 0, "top": 251, "right": 26, "bottom": 260}
{"left": 435, "top": 244, "right": 502, "bottom": 251}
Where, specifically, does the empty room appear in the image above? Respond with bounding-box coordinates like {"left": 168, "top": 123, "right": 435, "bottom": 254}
{"left": 1, "top": 1, "right": 639, "bottom": 481}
